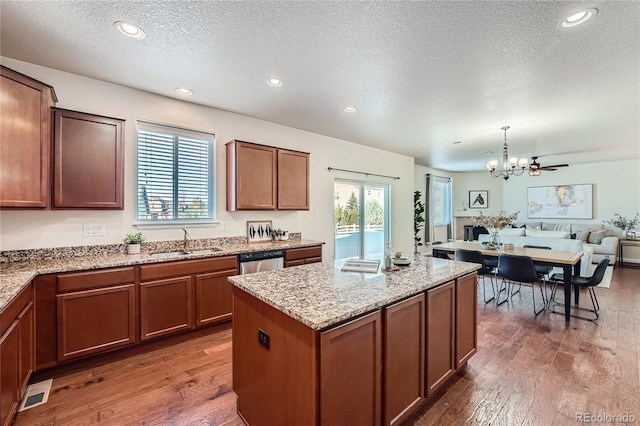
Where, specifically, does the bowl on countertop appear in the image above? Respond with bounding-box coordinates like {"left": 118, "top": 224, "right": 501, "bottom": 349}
{"left": 392, "top": 257, "right": 412, "bottom": 266}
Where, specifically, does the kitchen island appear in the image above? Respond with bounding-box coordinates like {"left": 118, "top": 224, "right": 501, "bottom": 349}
{"left": 229, "top": 255, "right": 480, "bottom": 426}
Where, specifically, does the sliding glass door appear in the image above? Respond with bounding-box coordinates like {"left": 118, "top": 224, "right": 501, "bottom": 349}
{"left": 334, "top": 180, "right": 389, "bottom": 261}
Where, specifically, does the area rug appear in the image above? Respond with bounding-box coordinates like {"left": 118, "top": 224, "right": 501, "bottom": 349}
{"left": 595, "top": 265, "right": 614, "bottom": 289}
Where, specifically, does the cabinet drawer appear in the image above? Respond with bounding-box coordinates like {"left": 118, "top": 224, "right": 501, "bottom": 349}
{"left": 284, "top": 246, "right": 322, "bottom": 262}
{"left": 140, "top": 256, "right": 238, "bottom": 281}
{"left": 57, "top": 267, "right": 135, "bottom": 292}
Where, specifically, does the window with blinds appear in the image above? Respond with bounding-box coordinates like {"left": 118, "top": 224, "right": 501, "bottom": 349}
{"left": 136, "top": 121, "right": 215, "bottom": 223}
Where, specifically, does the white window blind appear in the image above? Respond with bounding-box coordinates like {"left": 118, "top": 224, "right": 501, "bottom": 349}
{"left": 136, "top": 121, "right": 215, "bottom": 223}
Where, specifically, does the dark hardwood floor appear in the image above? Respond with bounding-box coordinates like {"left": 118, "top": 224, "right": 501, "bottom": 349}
{"left": 14, "top": 266, "right": 640, "bottom": 425}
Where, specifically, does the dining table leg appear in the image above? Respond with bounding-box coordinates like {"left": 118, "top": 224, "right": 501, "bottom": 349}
{"left": 562, "top": 264, "right": 573, "bottom": 321}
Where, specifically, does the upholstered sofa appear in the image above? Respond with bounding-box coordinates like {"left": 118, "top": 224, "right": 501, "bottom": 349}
{"left": 478, "top": 233, "right": 594, "bottom": 277}
{"left": 494, "top": 221, "right": 618, "bottom": 264}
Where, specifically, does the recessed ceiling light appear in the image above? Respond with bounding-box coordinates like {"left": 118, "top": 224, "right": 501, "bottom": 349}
{"left": 176, "top": 87, "right": 193, "bottom": 96}
{"left": 267, "top": 78, "right": 283, "bottom": 87}
{"left": 343, "top": 106, "right": 357, "bottom": 113}
{"left": 561, "top": 8, "right": 597, "bottom": 28}
{"left": 114, "top": 21, "right": 146, "bottom": 39}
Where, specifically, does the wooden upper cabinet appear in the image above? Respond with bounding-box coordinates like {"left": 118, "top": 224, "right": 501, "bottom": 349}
{"left": 227, "top": 141, "right": 277, "bottom": 210}
{"left": 277, "top": 149, "right": 309, "bottom": 210}
{"left": 226, "top": 140, "right": 309, "bottom": 211}
{"left": 52, "top": 108, "right": 125, "bottom": 209}
{"left": 0, "top": 65, "right": 57, "bottom": 208}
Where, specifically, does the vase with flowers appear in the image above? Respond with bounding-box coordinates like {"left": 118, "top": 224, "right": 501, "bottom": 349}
{"left": 604, "top": 213, "right": 639, "bottom": 239}
{"left": 473, "top": 211, "right": 519, "bottom": 248}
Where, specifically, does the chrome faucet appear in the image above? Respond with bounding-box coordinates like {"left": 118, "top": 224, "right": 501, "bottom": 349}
{"left": 182, "top": 228, "right": 191, "bottom": 253}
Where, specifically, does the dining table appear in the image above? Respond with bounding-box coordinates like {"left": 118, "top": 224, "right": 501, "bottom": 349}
{"left": 432, "top": 241, "right": 584, "bottom": 322}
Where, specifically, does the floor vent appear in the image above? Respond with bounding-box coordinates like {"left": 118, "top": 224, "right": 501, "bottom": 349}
{"left": 18, "top": 379, "right": 53, "bottom": 412}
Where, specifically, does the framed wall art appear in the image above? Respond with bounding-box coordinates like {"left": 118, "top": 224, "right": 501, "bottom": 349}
{"left": 246, "top": 220, "right": 273, "bottom": 243}
{"left": 527, "top": 184, "right": 593, "bottom": 219}
{"left": 468, "top": 190, "right": 488, "bottom": 209}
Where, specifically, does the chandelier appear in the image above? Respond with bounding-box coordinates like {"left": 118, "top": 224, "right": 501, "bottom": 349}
{"left": 486, "top": 126, "right": 529, "bottom": 180}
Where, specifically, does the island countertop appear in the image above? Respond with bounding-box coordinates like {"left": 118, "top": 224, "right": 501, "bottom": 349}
{"left": 228, "top": 254, "right": 480, "bottom": 330}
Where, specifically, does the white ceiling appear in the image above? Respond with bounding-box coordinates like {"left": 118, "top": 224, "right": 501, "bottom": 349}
{"left": 1, "top": 1, "right": 638, "bottom": 172}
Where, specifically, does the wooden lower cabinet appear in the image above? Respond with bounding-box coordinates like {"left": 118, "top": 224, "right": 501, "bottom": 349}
{"left": 0, "top": 283, "right": 34, "bottom": 426}
{"left": 384, "top": 294, "right": 425, "bottom": 426}
{"left": 426, "top": 281, "right": 456, "bottom": 397}
{"left": 320, "top": 311, "right": 382, "bottom": 426}
{"left": 234, "top": 274, "right": 477, "bottom": 426}
{"left": 0, "top": 321, "right": 19, "bottom": 426}
{"left": 456, "top": 273, "right": 478, "bottom": 368}
{"left": 17, "top": 303, "right": 34, "bottom": 393}
{"left": 57, "top": 284, "right": 136, "bottom": 361}
{"left": 140, "top": 277, "right": 193, "bottom": 340}
{"left": 284, "top": 245, "right": 322, "bottom": 267}
{"left": 195, "top": 271, "right": 233, "bottom": 326}
{"left": 139, "top": 256, "right": 238, "bottom": 340}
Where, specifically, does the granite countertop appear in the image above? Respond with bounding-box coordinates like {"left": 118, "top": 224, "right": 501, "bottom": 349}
{"left": 228, "top": 254, "right": 481, "bottom": 331}
{"left": 0, "top": 239, "right": 323, "bottom": 312}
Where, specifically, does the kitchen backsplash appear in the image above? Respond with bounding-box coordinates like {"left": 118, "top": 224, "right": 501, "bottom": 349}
{"left": 0, "top": 233, "right": 302, "bottom": 263}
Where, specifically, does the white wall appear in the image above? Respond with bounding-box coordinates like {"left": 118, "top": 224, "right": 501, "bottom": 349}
{"left": 0, "top": 58, "right": 415, "bottom": 260}
{"left": 502, "top": 159, "right": 640, "bottom": 228}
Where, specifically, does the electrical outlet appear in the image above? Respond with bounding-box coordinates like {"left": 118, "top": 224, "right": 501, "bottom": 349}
{"left": 83, "top": 224, "right": 106, "bottom": 237}
{"left": 258, "top": 329, "right": 270, "bottom": 350}
{"left": 222, "top": 222, "right": 228, "bottom": 231}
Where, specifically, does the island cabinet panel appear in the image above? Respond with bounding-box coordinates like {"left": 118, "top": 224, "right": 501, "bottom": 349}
{"left": 195, "top": 270, "right": 234, "bottom": 326}
{"left": 284, "top": 245, "right": 322, "bottom": 268}
{"left": 0, "top": 65, "right": 56, "bottom": 209}
{"left": 140, "top": 277, "right": 194, "bottom": 341}
{"left": 426, "top": 281, "right": 456, "bottom": 397}
{"left": 57, "top": 284, "right": 136, "bottom": 361}
{"left": 320, "top": 311, "right": 382, "bottom": 426}
{"left": 226, "top": 141, "right": 277, "bottom": 211}
{"left": 233, "top": 287, "right": 318, "bottom": 426}
{"left": 384, "top": 294, "right": 425, "bottom": 426}
{"left": 277, "top": 149, "right": 309, "bottom": 210}
{"left": 456, "top": 273, "right": 478, "bottom": 368}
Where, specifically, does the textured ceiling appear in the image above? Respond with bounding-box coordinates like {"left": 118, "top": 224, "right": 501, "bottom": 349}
{"left": 1, "top": 1, "right": 638, "bottom": 171}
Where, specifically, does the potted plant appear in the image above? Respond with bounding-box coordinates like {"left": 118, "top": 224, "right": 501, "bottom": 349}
{"left": 414, "top": 191, "right": 425, "bottom": 253}
{"left": 272, "top": 228, "right": 284, "bottom": 241}
{"left": 604, "top": 213, "right": 639, "bottom": 239}
{"left": 123, "top": 232, "right": 144, "bottom": 254}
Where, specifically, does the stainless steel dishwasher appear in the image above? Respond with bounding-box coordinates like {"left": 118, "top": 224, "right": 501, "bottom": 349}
{"left": 239, "top": 249, "right": 284, "bottom": 274}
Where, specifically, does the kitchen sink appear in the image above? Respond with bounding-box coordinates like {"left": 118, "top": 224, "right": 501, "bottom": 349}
{"left": 149, "top": 248, "right": 222, "bottom": 258}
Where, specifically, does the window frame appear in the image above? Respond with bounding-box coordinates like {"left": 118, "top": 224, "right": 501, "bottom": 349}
{"left": 134, "top": 120, "right": 217, "bottom": 228}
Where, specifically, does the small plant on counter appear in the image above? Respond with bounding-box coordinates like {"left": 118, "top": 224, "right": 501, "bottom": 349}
{"left": 272, "top": 228, "right": 284, "bottom": 240}
{"left": 123, "top": 232, "right": 145, "bottom": 245}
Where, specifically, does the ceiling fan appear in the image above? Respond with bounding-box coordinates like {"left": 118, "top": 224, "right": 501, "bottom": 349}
{"left": 528, "top": 156, "right": 569, "bottom": 176}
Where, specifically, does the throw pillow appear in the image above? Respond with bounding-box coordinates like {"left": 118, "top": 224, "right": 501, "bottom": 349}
{"left": 576, "top": 230, "right": 590, "bottom": 242}
{"left": 587, "top": 230, "right": 606, "bottom": 244}
{"left": 527, "top": 225, "right": 542, "bottom": 231}
{"left": 553, "top": 223, "right": 571, "bottom": 232}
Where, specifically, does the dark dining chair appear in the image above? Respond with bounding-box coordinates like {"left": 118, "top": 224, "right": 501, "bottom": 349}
{"left": 455, "top": 248, "right": 496, "bottom": 304}
{"left": 497, "top": 253, "right": 547, "bottom": 316}
{"left": 523, "top": 245, "right": 554, "bottom": 301}
{"left": 547, "top": 256, "right": 609, "bottom": 321}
